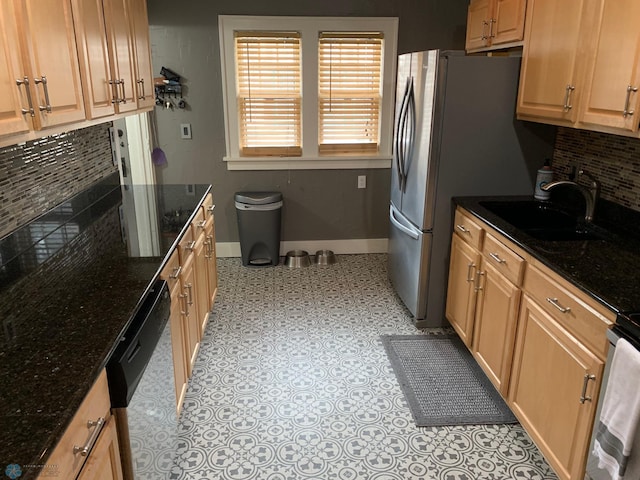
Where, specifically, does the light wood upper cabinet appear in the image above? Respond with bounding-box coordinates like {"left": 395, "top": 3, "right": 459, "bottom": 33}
{"left": 465, "top": 0, "right": 526, "bottom": 52}
{"left": 0, "top": 1, "right": 30, "bottom": 136}
{"left": 72, "top": 0, "right": 149, "bottom": 119}
{"left": 517, "top": 0, "right": 594, "bottom": 123}
{"left": 580, "top": 0, "right": 640, "bottom": 132}
{"left": 128, "top": 0, "right": 155, "bottom": 110}
{"left": 0, "top": 0, "right": 85, "bottom": 137}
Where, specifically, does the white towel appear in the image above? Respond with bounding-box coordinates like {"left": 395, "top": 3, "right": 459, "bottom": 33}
{"left": 590, "top": 338, "right": 640, "bottom": 480}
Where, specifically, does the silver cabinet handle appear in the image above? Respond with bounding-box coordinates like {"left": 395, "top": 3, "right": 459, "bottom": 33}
{"left": 623, "top": 85, "right": 638, "bottom": 117}
{"left": 197, "top": 220, "right": 207, "bottom": 229}
{"left": 546, "top": 297, "right": 571, "bottom": 313}
{"left": 186, "top": 283, "right": 193, "bottom": 306}
{"left": 563, "top": 84, "right": 575, "bottom": 112}
{"left": 481, "top": 20, "right": 488, "bottom": 40}
{"left": 474, "top": 270, "right": 485, "bottom": 292}
{"left": 204, "top": 238, "right": 211, "bottom": 259}
{"left": 207, "top": 205, "right": 215, "bottom": 213}
{"left": 185, "top": 240, "right": 196, "bottom": 251}
{"left": 34, "top": 75, "right": 52, "bottom": 113}
{"left": 136, "top": 78, "right": 146, "bottom": 100}
{"left": 169, "top": 266, "right": 182, "bottom": 279}
{"left": 489, "top": 252, "right": 506, "bottom": 264}
{"left": 456, "top": 224, "right": 471, "bottom": 234}
{"left": 488, "top": 18, "right": 496, "bottom": 38}
{"left": 119, "top": 79, "right": 126, "bottom": 104}
{"left": 179, "top": 292, "right": 189, "bottom": 315}
{"left": 16, "top": 77, "right": 35, "bottom": 117}
{"left": 580, "top": 374, "right": 596, "bottom": 404}
{"left": 207, "top": 235, "right": 215, "bottom": 258}
{"left": 109, "top": 79, "right": 120, "bottom": 104}
{"left": 466, "top": 263, "right": 476, "bottom": 283}
{"left": 73, "top": 417, "right": 105, "bottom": 456}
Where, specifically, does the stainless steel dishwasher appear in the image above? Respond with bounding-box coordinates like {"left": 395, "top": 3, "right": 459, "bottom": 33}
{"left": 586, "top": 313, "right": 640, "bottom": 480}
{"left": 107, "top": 280, "right": 177, "bottom": 480}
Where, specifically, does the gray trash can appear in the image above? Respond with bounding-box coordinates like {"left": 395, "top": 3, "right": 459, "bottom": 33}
{"left": 235, "top": 192, "right": 283, "bottom": 267}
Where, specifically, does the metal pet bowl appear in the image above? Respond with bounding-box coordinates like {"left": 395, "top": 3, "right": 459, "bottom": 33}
{"left": 285, "top": 250, "right": 311, "bottom": 268}
{"left": 314, "top": 249, "right": 336, "bottom": 265}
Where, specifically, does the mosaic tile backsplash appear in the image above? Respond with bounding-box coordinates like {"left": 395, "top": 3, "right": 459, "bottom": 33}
{"left": 552, "top": 127, "right": 640, "bottom": 212}
{"left": 0, "top": 124, "right": 117, "bottom": 239}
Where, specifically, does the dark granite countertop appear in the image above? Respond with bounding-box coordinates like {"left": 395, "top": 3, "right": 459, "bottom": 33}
{"left": 454, "top": 195, "right": 640, "bottom": 315}
{"left": 0, "top": 173, "right": 211, "bottom": 479}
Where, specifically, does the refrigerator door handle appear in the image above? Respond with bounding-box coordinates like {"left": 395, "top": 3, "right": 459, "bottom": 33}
{"left": 389, "top": 205, "right": 420, "bottom": 240}
{"left": 403, "top": 78, "right": 416, "bottom": 192}
{"left": 395, "top": 79, "right": 410, "bottom": 190}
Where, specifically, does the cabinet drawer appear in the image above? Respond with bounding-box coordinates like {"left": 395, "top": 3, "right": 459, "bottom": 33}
{"left": 202, "top": 192, "right": 215, "bottom": 220}
{"left": 482, "top": 233, "right": 524, "bottom": 286}
{"left": 177, "top": 226, "right": 195, "bottom": 264}
{"left": 191, "top": 207, "right": 207, "bottom": 238}
{"left": 161, "top": 250, "right": 181, "bottom": 292}
{"left": 453, "top": 208, "right": 484, "bottom": 250}
{"left": 43, "top": 370, "right": 111, "bottom": 480}
{"left": 523, "top": 263, "right": 614, "bottom": 360}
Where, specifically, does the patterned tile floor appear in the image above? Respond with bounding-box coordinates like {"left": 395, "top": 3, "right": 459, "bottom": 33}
{"left": 171, "top": 254, "right": 558, "bottom": 480}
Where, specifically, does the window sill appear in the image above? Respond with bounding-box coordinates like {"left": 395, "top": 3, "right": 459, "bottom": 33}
{"left": 223, "top": 155, "right": 392, "bottom": 170}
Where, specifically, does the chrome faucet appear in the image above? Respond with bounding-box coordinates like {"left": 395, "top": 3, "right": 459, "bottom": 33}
{"left": 541, "top": 169, "right": 601, "bottom": 222}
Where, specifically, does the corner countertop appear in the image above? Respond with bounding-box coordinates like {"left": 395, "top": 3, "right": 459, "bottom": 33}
{"left": 454, "top": 196, "right": 640, "bottom": 315}
{"left": 0, "top": 174, "right": 211, "bottom": 479}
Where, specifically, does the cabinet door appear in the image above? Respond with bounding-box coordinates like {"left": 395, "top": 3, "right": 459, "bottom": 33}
{"left": 509, "top": 295, "right": 604, "bottom": 480}
{"left": 128, "top": 0, "right": 154, "bottom": 110}
{"left": 517, "top": 0, "right": 593, "bottom": 123}
{"left": 466, "top": 0, "right": 492, "bottom": 51}
{"left": 205, "top": 221, "right": 218, "bottom": 309}
{"left": 0, "top": 1, "right": 30, "bottom": 136}
{"left": 194, "top": 231, "right": 211, "bottom": 338}
{"left": 76, "top": 417, "right": 124, "bottom": 480}
{"left": 181, "top": 255, "right": 200, "bottom": 376}
{"left": 103, "top": 0, "right": 137, "bottom": 113}
{"left": 445, "top": 234, "right": 481, "bottom": 347}
{"left": 169, "top": 282, "right": 188, "bottom": 416}
{"left": 580, "top": 0, "right": 640, "bottom": 132}
{"left": 492, "top": 0, "right": 527, "bottom": 45}
{"left": 71, "top": 0, "right": 116, "bottom": 119}
{"left": 19, "top": 0, "right": 86, "bottom": 129}
{"left": 472, "top": 260, "right": 521, "bottom": 396}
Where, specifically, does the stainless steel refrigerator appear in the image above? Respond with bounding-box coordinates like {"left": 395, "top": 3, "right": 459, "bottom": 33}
{"left": 388, "top": 50, "right": 554, "bottom": 328}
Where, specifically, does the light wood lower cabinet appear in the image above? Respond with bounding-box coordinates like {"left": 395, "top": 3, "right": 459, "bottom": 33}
{"left": 76, "top": 418, "right": 123, "bottom": 480}
{"left": 509, "top": 295, "right": 604, "bottom": 480}
{"left": 39, "top": 370, "right": 123, "bottom": 480}
{"left": 446, "top": 206, "right": 614, "bottom": 480}
{"left": 160, "top": 193, "right": 218, "bottom": 413}
{"left": 472, "top": 259, "right": 521, "bottom": 396}
{"left": 445, "top": 234, "right": 481, "bottom": 347}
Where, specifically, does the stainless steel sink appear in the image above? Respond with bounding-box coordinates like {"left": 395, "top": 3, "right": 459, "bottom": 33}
{"left": 479, "top": 200, "right": 604, "bottom": 241}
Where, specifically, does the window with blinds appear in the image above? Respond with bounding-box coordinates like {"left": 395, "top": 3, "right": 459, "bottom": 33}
{"left": 318, "top": 32, "right": 383, "bottom": 155}
{"left": 235, "top": 31, "right": 302, "bottom": 157}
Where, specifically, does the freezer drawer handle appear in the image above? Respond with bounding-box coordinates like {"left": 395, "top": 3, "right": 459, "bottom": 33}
{"left": 389, "top": 206, "right": 419, "bottom": 240}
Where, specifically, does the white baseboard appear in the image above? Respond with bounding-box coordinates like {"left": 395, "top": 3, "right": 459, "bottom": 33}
{"left": 215, "top": 238, "right": 389, "bottom": 258}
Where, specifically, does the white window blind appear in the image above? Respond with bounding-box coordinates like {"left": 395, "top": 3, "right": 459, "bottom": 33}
{"left": 235, "top": 31, "right": 302, "bottom": 157}
{"left": 318, "top": 32, "right": 383, "bottom": 155}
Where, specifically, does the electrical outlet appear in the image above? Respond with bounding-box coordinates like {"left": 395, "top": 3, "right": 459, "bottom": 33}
{"left": 358, "top": 175, "right": 367, "bottom": 189}
{"left": 180, "top": 123, "right": 192, "bottom": 139}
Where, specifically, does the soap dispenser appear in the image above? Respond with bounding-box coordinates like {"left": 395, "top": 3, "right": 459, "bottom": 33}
{"left": 534, "top": 159, "right": 553, "bottom": 200}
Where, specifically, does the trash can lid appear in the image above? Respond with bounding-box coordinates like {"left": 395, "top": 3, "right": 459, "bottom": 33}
{"left": 234, "top": 191, "right": 283, "bottom": 205}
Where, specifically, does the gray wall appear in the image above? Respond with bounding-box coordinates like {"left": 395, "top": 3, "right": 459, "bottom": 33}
{"left": 147, "top": 0, "right": 469, "bottom": 242}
